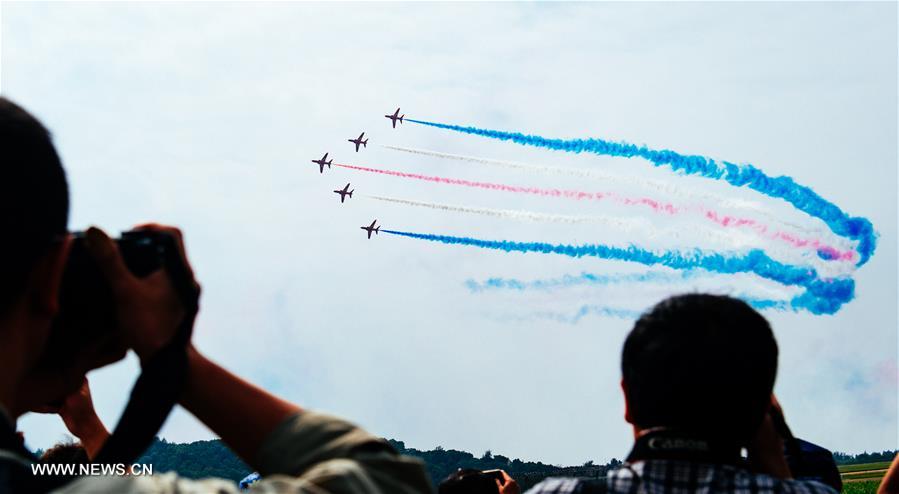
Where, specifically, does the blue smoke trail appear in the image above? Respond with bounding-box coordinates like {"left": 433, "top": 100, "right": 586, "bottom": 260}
{"left": 537, "top": 305, "right": 643, "bottom": 324}
{"left": 382, "top": 229, "right": 854, "bottom": 315}
{"left": 471, "top": 271, "right": 792, "bottom": 316}
{"left": 406, "top": 119, "right": 876, "bottom": 266}
{"left": 466, "top": 270, "right": 697, "bottom": 292}
{"left": 535, "top": 296, "right": 788, "bottom": 324}
{"left": 743, "top": 297, "right": 790, "bottom": 311}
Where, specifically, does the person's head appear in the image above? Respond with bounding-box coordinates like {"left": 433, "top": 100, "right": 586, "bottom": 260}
{"left": 0, "top": 98, "right": 70, "bottom": 365}
{"left": 40, "top": 441, "right": 89, "bottom": 465}
{"left": 439, "top": 469, "right": 500, "bottom": 494}
{"left": 621, "top": 294, "right": 778, "bottom": 445}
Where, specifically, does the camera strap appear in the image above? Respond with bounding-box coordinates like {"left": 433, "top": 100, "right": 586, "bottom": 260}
{"left": 88, "top": 322, "right": 193, "bottom": 466}
{"left": 626, "top": 428, "right": 744, "bottom": 465}
{"left": 91, "top": 232, "right": 199, "bottom": 466}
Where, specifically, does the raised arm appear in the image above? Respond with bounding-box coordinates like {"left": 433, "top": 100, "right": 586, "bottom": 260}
{"left": 179, "top": 346, "right": 300, "bottom": 465}
{"left": 83, "top": 225, "right": 433, "bottom": 493}
{"left": 57, "top": 379, "right": 110, "bottom": 460}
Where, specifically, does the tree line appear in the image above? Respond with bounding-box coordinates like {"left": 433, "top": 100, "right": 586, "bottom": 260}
{"left": 38, "top": 436, "right": 889, "bottom": 488}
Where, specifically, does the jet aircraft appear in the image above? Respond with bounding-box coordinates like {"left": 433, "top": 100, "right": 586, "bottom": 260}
{"left": 348, "top": 132, "right": 368, "bottom": 152}
{"left": 334, "top": 183, "right": 354, "bottom": 203}
{"left": 311, "top": 153, "right": 332, "bottom": 173}
{"left": 361, "top": 220, "right": 380, "bottom": 239}
{"left": 385, "top": 108, "right": 404, "bottom": 128}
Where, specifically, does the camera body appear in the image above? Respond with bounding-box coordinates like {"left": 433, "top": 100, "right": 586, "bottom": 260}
{"left": 37, "top": 230, "right": 173, "bottom": 369}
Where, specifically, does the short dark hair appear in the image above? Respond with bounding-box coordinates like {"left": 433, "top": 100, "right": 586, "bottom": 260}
{"left": 0, "top": 98, "right": 69, "bottom": 311}
{"left": 40, "top": 442, "right": 89, "bottom": 465}
{"left": 438, "top": 469, "right": 499, "bottom": 494}
{"left": 622, "top": 294, "right": 778, "bottom": 443}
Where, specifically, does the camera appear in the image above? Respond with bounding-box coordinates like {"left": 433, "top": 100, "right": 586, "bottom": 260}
{"left": 771, "top": 404, "right": 843, "bottom": 491}
{"left": 37, "top": 230, "right": 174, "bottom": 369}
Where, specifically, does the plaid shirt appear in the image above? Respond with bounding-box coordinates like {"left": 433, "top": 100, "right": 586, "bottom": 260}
{"left": 525, "top": 460, "right": 839, "bottom": 494}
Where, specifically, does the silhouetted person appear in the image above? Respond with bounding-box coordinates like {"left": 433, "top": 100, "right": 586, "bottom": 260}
{"left": 40, "top": 443, "right": 90, "bottom": 466}
{"left": 526, "top": 294, "right": 837, "bottom": 494}
{"left": 0, "top": 97, "right": 432, "bottom": 493}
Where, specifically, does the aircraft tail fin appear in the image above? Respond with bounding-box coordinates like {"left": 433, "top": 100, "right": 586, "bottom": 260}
{"left": 375, "top": 226, "right": 380, "bottom": 234}
{"left": 348, "top": 190, "right": 354, "bottom": 197}
{"left": 400, "top": 115, "right": 404, "bottom": 123}
{"left": 363, "top": 139, "right": 368, "bottom": 147}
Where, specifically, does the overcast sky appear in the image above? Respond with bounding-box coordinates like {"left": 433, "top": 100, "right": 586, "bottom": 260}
{"left": 3, "top": 2, "right": 896, "bottom": 466}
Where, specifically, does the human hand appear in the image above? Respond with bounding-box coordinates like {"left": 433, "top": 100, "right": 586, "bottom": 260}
{"left": 33, "top": 378, "right": 109, "bottom": 459}
{"left": 490, "top": 470, "right": 520, "bottom": 494}
{"left": 748, "top": 395, "right": 791, "bottom": 479}
{"left": 877, "top": 453, "right": 899, "bottom": 494}
{"left": 58, "top": 378, "right": 108, "bottom": 459}
{"left": 57, "top": 379, "right": 105, "bottom": 438}
{"left": 83, "top": 225, "right": 199, "bottom": 362}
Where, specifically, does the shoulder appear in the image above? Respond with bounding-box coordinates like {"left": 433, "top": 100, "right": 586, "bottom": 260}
{"left": 728, "top": 467, "right": 840, "bottom": 494}
{"left": 0, "top": 446, "right": 42, "bottom": 493}
{"left": 776, "top": 478, "right": 840, "bottom": 494}
{"left": 258, "top": 411, "right": 433, "bottom": 493}
{"left": 719, "top": 464, "right": 840, "bottom": 494}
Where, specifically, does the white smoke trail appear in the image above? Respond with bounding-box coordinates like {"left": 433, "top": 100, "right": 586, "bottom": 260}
{"left": 363, "top": 193, "right": 857, "bottom": 278}
{"left": 367, "top": 193, "right": 655, "bottom": 227}
{"left": 380, "top": 145, "right": 850, "bottom": 245}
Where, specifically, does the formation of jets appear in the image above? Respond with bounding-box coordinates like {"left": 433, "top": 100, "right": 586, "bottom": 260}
{"left": 384, "top": 107, "right": 404, "bottom": 128}
{"left": 311, "top": 108, "right": 403, "bottom": 238}
{"left": 348, "top": 132, "right": 368, "bottom": 152}
{"left": 361, "top": 219, "right": 380, "bottom": 239}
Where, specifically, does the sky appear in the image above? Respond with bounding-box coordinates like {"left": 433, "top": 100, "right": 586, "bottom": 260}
{"left": 2, "top": 2, "right": 896, "bottom": 467}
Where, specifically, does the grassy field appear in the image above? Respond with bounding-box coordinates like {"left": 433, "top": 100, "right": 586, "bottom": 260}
{"left": 843, "top": 471, "right": 888, "bottom": 482}
{"left": 842, "top": 480, "right": 880, "bottom": 494}
{"left": 839, "top": 462, "right": 889, "bottom": 493}
{"left": 839, "top": 462, "right": 892, "bottom": 474}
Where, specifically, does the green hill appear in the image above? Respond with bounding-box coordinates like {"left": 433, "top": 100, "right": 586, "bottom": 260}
{"left": 132, "top": 436, "right": 617, "bottom": 488}
{"left": 126, "top": 437, "right": 894, "bottom": 491}
{"left": 136, "top": 437, "right": 250, "bottom": 481}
